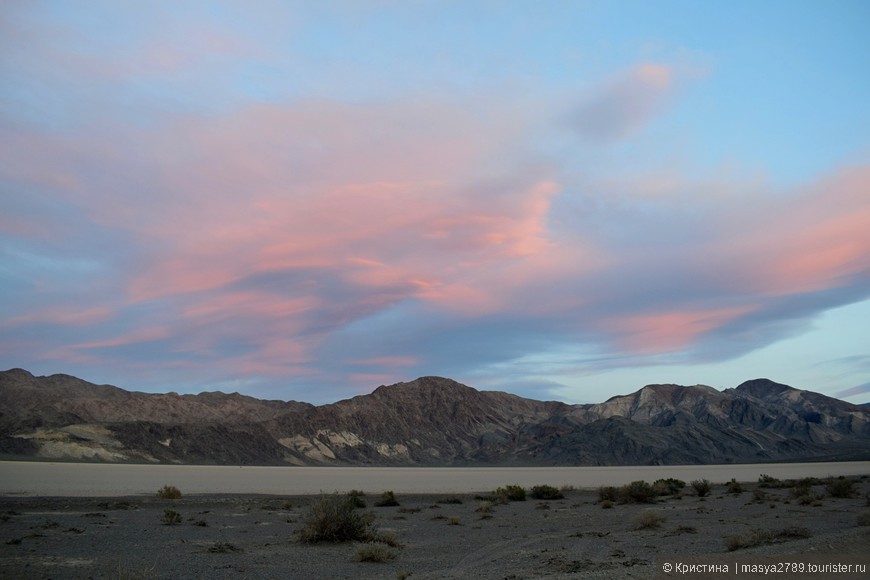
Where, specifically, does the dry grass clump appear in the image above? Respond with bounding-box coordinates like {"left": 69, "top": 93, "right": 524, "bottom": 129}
{"left": 475, "top": 501, "right": 493, "bottom": 514}
{"left": 160, "top": 509, "right": 182, "bottom": 526}
{"left": 354, "top": 543, "right": 397, "bottom": 563}
{"left": 375, "top": 490, "right": 400, "bottom": 507}
{"left": 208, "top": 542, "right": 242, "bottom": 553}
{"left": 724, "top": 526, "right": 811, "bottom": 551}
{"left": 530, "top": 484, "right": 564, "bottom": 500}
{"left": 600, "top": 499, "right": 613, "bottom": 509}
{"left": 652, "top": 478, "right": 686, "bottom": 496}
{"left": 297, "top": 495, "right": 377, "bottom": 543}
{"left": 447, "top": 516, "right": 462, "bottom": 526}
{"left": 635, "top": 510, "right": 665, "bottom": 529}
{"left": 156, "top": 485, "right": 181, "bottom": 500}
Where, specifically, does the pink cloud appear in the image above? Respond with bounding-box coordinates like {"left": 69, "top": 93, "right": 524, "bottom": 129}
{"left": 606, "top": 305, "right": 757, "bottom": 355}
{"left": 1, "top": 306, "right": 113, "bottom": 328}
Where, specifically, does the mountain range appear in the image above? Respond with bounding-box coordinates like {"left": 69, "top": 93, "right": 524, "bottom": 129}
{"left": 1, "top": 368, "right": 869, "bottom": 466}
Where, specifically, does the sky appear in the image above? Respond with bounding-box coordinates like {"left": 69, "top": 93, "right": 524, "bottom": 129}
{"left": 1, "top": 1, "right": 869, "bottom": 405}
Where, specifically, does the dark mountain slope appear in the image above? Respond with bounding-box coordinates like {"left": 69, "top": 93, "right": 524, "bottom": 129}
{"left": 2, "top": 369, "right": 868, "bottom": 465}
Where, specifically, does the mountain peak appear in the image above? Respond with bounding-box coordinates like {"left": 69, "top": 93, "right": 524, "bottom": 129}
{"left": 734, "top": 378, "right": 796, "bottom": 399}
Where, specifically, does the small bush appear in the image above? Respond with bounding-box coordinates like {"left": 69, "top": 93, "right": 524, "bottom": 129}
{"left": 752, "top": 488, "right": 767, "bottom": 502}
{"left": 530, "top": 484, "right": 564, "bottom": 500}
{"left": 652, "top": 478, "right": 686, "bottom": 496}
{"left": 495, "top": 484, "right": 526, "bottom": 502}
{"left": 436, "top": 497, "right": 463, "bottom": 504}
{"left": 160, "top": 509, "right": 182, "bottom": 526}
{"left": 157, "top": 485, "right": 181, "bottom": 500}
{"left": 691, "top": 479, "right": 712, "bottom": 497}
{"left": 354, "top": 543, "right": 396, "bottom": 563}
{"left": 857, "top": 512, "right": 870, "bottom": 527}
{"left": 476, "top": 501, "right": 493, "bottom": 514}
{"left": 447, "top": 516, "right": 461, "bottom": 525}
{"left": 726, "top": 479, "right": 743, "bottom": 494}
{"left": 373, "top": 530, "right": 402, "bottom": 547}
{"left": 826, "top": 477, "right": 855, "bottom": 498}
{"left": 375, "top": 491, "right": 400, "bottom": 507}
{"left": 636, "top": 510, "right": 665, "bottom": 529}
{"left": 298, "top": 495, "right": 376, "bottom": 543}
{"left": 600, "top": 499, "right": 613, "bottom": 509}
{"left": 724, "top": 526, "right": 811, "bottom": 551}
{"left": 598, "top": 486, "right": 618, "bottom": 503}
{"left": 208, "top": 542, "right": 242, "bottom": 553}
{"left": 347, "top": 490, "right": 366, "bottom": 508}
{"left": 619, "top": 481, "right": 656, "bottom": 504}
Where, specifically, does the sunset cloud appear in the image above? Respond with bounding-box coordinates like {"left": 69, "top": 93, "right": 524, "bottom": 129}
{"left": 1, "top": 2, "right": 867, "bottom": 403}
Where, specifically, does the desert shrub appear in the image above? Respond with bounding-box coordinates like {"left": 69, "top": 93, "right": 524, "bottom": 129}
{"left": 354, "top": 543, "right": 396, "bottom": 563}
{"left": 373, "top": 530, "right": 402, "bottom": 547}
{"left": 723, "top": 526, "right": 811, "bottom": 551}
{"left": 347, "top": 490, "right": 367, "bottom": 508}
{"left": 530, "top": 484, "right": 564, "bottom": 500}
{"left": 598, "top": 486, "right": 618, "bottom": 503}
{"left": 758, "top": 474, "right": 780, "bottom": 488}
{"left": 857, "top": 512, "right": 870, "bottom": 527}
{"left": 375, "top": 490, "right": 400, "bottom": 507}
{"left": 826, "top": 477, "right": 855, "bottom": 498}
{"left": 436, "top": 496, "right": 463, "bottom": 504}
{"left": 157, "top": 485, "right": 181, "bottom": 500}
{"left": 726, "top": 479, "right": 743, "bottom": 494}
{"left": 208, "top": 542, "right": 242, "bottom": 553}
{"left": 160, "top": 509, "right": 182, "bottom": 526}
{"left": 476, "top": 501, "right": 493, "bottom": 514}
{"left": 618, "top": 480, "right": 656, "bottom": 504}
{"left": 447, "top": 516, "right": 461, "bottom": 525}
{"left": 752, "top": 488, "right": 767, "bottom": 502}
{"left": 297, "top": 495, "right": 376, "bottom": 543}
{"left": 495, "top": 484, "right": 526, "bottom": 502}
{"left": 635, "top": 510, "right": 665, "bottom": 529}
{"left": 691, "top": 479, "right": 712, "bottom": 497}
{"left": 600, "top": 499, "right": 613, "bottom": 509}
{"left": 652, "top": 478, "right": 686, "bottom": 496}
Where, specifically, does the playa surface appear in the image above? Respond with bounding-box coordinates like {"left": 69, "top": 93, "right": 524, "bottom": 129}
{"left": 3, "top": 461, "right": 870, "bottom": 496}
{"left": 1, "top": 473, "right": 868, "bottom": 579}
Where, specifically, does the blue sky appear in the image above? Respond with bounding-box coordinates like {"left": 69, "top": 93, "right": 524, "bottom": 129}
{"left": 1, "top": 1, "right": 868, "bottom": 404}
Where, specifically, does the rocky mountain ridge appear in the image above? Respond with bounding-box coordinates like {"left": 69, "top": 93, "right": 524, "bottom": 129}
{"left": 1, "top": 369, "right": 868, "bottom": 466}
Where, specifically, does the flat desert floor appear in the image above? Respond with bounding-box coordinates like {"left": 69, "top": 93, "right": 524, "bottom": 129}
{"left": 1, "top": 476, "right": 868, "bottom": 579}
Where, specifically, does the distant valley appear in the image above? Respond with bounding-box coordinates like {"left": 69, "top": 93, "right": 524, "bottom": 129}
{"left": 1, "top": 368, "right": 868, "bottom": 466}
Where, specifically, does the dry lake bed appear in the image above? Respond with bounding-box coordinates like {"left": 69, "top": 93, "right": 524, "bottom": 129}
{"left": 1, "top": 462, "right": 869, "bottom": 579}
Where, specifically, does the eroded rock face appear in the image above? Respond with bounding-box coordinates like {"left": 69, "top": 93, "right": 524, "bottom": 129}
{"left": 2, "top": 369, "right": 869, "bottom": 465}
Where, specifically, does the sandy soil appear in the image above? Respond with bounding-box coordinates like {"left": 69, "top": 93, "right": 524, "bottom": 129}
{"left": 1, "top": 478, "right": 868, "bottom": 579}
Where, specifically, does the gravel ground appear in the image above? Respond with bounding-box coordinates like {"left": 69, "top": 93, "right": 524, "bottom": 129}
{"left": 1, "top": 478, "right": 868, "bottom": 579}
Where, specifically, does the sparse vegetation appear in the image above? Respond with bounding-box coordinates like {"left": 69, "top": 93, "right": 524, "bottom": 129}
{"left": 530, "top": 484, "right": 564, "bottom": 500}
{"left": 826, "top": 477, "right": 855, "bottom": 498}
{"left": 724, "top": 526, "right": 811, "bottom": 551}
{"left": 160, "top": 509, "right": 182, "bottom": 526}
{"left": 375, "top": 490, "right": 400, "bottom": 507}
{"left": 436, "top": 497, "right": 463, "bottom": 505}
{"left": 447, "top": 516, "right": 462, "bottom": 525}
{"left": 653, "top": 478, "right": 686, "bottom": 496}
{"left": 691, "top": 479, "right": 712, "bottom": 497}
{"left": 297, "top": 495, "right": 377, "bottom": 543}
{"left": 726, "top": 479, "right": 743, "bottom": 494}
{"left": 618, "top": 480, "right": 657, "bottom": 504}
{"left": 475, "top": 501, "right": 493, "bottom": 514}
{"left": 495, "top": 484, "right": 526, "bottom": 502}
{"left": 598, "top": 486, "right": 618, "bottom": 503}
{"left": 208, "top": 542, "right": 242, "bottom": 553}
{"left": 156, "top": 485, "right": 181, "bottom": 500}
{"left": 354, "top": 543, "right": 397, "bottom": 563}
{"left": 635, "top": 510, "right": 665, "bottom": 529}
{"left": 600, "top": 499, "right": 613, "bottom": 509}
{"left": 758, "top": 474, "right": 780, "bottom": 488}
{"left": 348, "top": 490, "right": 367, "bottom": 508}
